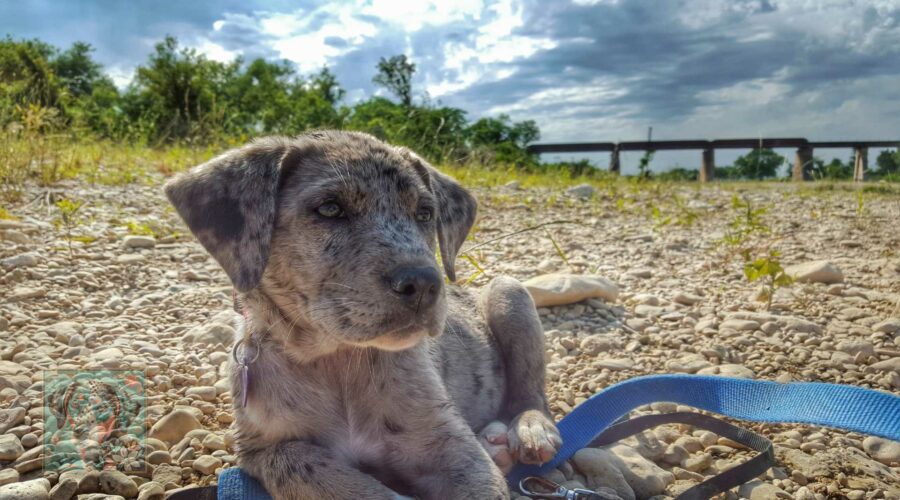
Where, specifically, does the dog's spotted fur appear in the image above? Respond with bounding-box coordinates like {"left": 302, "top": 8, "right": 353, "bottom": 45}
{"left": 165, "top": 131, "right": 561, "bottom": 500}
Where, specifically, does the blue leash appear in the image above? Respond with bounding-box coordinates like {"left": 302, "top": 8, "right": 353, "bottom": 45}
{"left": 216, "top": 374, "right": 900, "bottom": 499}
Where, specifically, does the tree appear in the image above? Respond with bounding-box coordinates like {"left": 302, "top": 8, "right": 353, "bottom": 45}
{"left": 52, "top": 42, "right": 104, "bottom": 98}
{"left": 732, "top": 148, "right": 785, "bottom": 179}
{"left": 0, "top": 37, "right": 63, "bottom": 121}
{"left": 309, "top": 67, "right": 344, "bottom": 105}
{"left": 465, "top": 114, "right": 540, "bottom": 166}
{"left": 131, "top": 36, "right": 237, "bottom": 142}
{"left": 372, "top": 55, "right": 415, "bottom": 107}
{"left": 809, "top": 157, "right": 852, "bottom": 180}
{"left": 347, "top": 97, "right": 468, "bottom": 163}
{"left": 875, "top": 149, "right": 899, "bottom": 176}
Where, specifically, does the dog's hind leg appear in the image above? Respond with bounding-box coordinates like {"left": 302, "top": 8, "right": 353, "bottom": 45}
{"left": 482, "top": 276, "right": 562, "bottom": 465}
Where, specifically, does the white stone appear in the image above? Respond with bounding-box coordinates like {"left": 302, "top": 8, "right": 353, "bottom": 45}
{"left": 192, "top": 455, "right": 223, "bottom": 475}
{"left": 580, "top": 335, "right": 621, "bottom": 356}
{"left": 99, "top": 470, "right": 138, "bottom": 498}
{"left": 0, "top": 433, "right": 24, "bottom": 460}
{"left": 863, "top": 436, "right": 900, "bottom": 465}
{"left": 786, "top": 260, "right": 844, "bottom": 284}
{"left": 0, "top": 252, "right": 40, "bottom": 270}
{"left": 0, "top": 478, "right": 50, "bottom": 500}
{"left": 523, "top": 274, "right": 619, "bottom": 307}
{"left": 869, "top": 358, "right": 900, "bottom": 374}
{"left": 666, "top": 355, "right": 712, "bottom": 374}
{"left": 672, "top": 291, "right": 702, "bottom": 305}
{"left": 148, "top": 409, "right": 202, "bottom": 444}
{"left": 737, "top": 479, "right": 791, "bottom": 499}
{"left": 186, "top": 386, "right": 217, "bottom": 402}
{"left": 873, "top": 318, "right": 900, "bottom": 334}
{"left": 572, "top": 448, "right": 635, "bottom": 500}
{"left": 93, "top": 347, "right": 124, "bottom": 360}
{"left": 719, "top": 319, "right": 760, "bottom": 331}
{"left": 123, "top": 235, "right": 156, "bottom": 248}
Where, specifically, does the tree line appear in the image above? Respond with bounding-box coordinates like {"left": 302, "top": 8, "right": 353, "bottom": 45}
{"left": 2, "top": 35, "right": 897, "bottom": 180}
{"left": 658, "top": 148, "right": 900, "bottom": 182}
{"left": 0, "top": 36, "right": 543, "bottom": 167}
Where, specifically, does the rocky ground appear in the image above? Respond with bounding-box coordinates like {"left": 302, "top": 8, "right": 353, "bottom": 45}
{"left": 0, "top": 176, "right": 898, "bottom": 500}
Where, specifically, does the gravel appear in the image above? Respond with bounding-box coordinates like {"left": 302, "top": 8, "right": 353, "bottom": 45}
{"left": 1, "top": 178, "right": 898, "bottom": 499}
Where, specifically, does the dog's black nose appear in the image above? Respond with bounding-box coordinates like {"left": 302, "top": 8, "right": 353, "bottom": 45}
{"left": 386, "top": 266, "right": 442, "bottom": 310}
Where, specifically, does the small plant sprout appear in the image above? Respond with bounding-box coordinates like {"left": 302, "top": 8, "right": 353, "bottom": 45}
{"left": 743, "top": 250, "right": 794, "bottom": 311}
{"left": 720, "top": 194, "right": 770, "bottom": 249}
{"left": 855, "top": 190, "right": 867, "bottom": 220}
{"left": 650, "top": 203, "right": 671, "bottom": 230}
{"left": 461, "top": 253, "right": 488, "bottom": 287}
{"left": 544, "top": 228, "right": 572, "bottom": 270}
{"left": 54, "top": 198, "right": 85, "bottom": 260}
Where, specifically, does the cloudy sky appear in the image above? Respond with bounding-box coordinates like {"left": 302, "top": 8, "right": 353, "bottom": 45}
{"left": 3, "top": 0, "right": 899, "bottom": 170}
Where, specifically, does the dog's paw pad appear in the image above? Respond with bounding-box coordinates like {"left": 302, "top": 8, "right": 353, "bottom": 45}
{"left": 508, "top": 410, "right": 562, "bottom": 465}
{"left": 478, "top": 421, "right": 514, "bottom": 474}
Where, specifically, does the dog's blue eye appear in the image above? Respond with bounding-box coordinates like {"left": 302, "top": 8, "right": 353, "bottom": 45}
{"left": 317, "top": 202, "right": 344, "bottom": 218}
{"left": 415, "top": 207, "right": 433, "bottom": 222}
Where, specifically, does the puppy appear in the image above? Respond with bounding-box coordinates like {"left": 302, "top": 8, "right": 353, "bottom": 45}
{"left": 165, "top": 131, "right": 561, "bottom": 499}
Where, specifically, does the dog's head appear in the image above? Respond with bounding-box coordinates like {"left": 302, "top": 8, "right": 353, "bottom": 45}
{"left": 164, "top": 131, "right": 475, "bottom": 352}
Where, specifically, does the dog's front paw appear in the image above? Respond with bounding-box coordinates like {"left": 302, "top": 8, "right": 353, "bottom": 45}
{"left": 508, "top": 410, "right": 562, "bottom": 465}
{"left": 477, "top": 420, "right": 515, "bottom": 474}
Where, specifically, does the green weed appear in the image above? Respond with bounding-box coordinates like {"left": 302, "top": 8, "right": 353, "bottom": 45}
{"left": 743, "top": 250, "right": 794, "bottom": 310}
{"left": 54, "top": 198, "right": 85, "bottom": 260}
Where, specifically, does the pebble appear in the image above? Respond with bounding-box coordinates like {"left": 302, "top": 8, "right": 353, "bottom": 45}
{"left": 148, "top": 409, "right": 202, "bottom": 444}
{"left": 0, "top": 478, "right": 50, "bottom": 500}
{"left": 0, "top": 252, "right": 40, "bottom": 270}
{"left": 862, "top": 436, "right": 900, "bottom": 465}
{"left": 201, "top": 433, "right": 226, "bottom": 451}
{"left": 123, "top": 235, "right": 156, "bottom": 248}
{"left": 737, "top": 479, "right": 791, "bottom": 499}
{"left": 191, "top": 455, "right": 223, "bottom": 475}
{"left": 136, "top": 481, "right": 165, "bottom": 500}
{"left": 719, "top": 319, "right": 760, "bottom": 331}
{"left": 580, "top": 335, "right": 620, "bottom": 355}
{"left": 786, "top": 260, "right": 844, "bottom": 284}
{"left": 8, "top": 286, "right": 47, "bottom": 301}
{"left": 146, "top": 450, "right": 172, "bottom": 465}
{"left": 0, "top": 469, "right": 20, "bottom": 486}
{"left": 99, "top": 470, "right": 138, "bottom": 498}
{"left": 0, "top": 433, "right": 24, "bottom": 460}
{"left": 185, "top": 386, "right": 217, "bottom": 402}
{"left": 182, "top": 321, "right": 237, "bottom": 345}
{"left": 672, "top": 291, "right": 702, "bottom": 305}
{"left": 682, "top": 452, "right": 712, "bottom": 472}
{"left": 48, "top": 477, "right": 78, "bottom": 500}
{"left": 0, "top": 408, "right": 26, "bottom": 434}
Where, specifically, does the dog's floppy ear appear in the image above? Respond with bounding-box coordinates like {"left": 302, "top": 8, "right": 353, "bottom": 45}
{"left": 164, "top": 138, "right": 298, "bottom": 292}
{"left": 402, "top": 150, "right": 477, "bottom": 282}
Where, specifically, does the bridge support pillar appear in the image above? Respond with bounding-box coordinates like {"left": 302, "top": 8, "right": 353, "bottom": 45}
{"left": 853, "top": 146, "right": 868, "bottom": 182}
{"left": 609, "top": 147, "right": 620, "bottom": 175}
{"left": 700, "top": 148, "right": 715, "bottom": 183}
{"left": 793, "top": 146, "right": 813, "bottom": 181}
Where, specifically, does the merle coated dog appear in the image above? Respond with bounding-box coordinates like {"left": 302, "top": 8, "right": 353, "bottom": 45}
{"left": 165, "top": 131, "right": 561, "bottom": 499}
